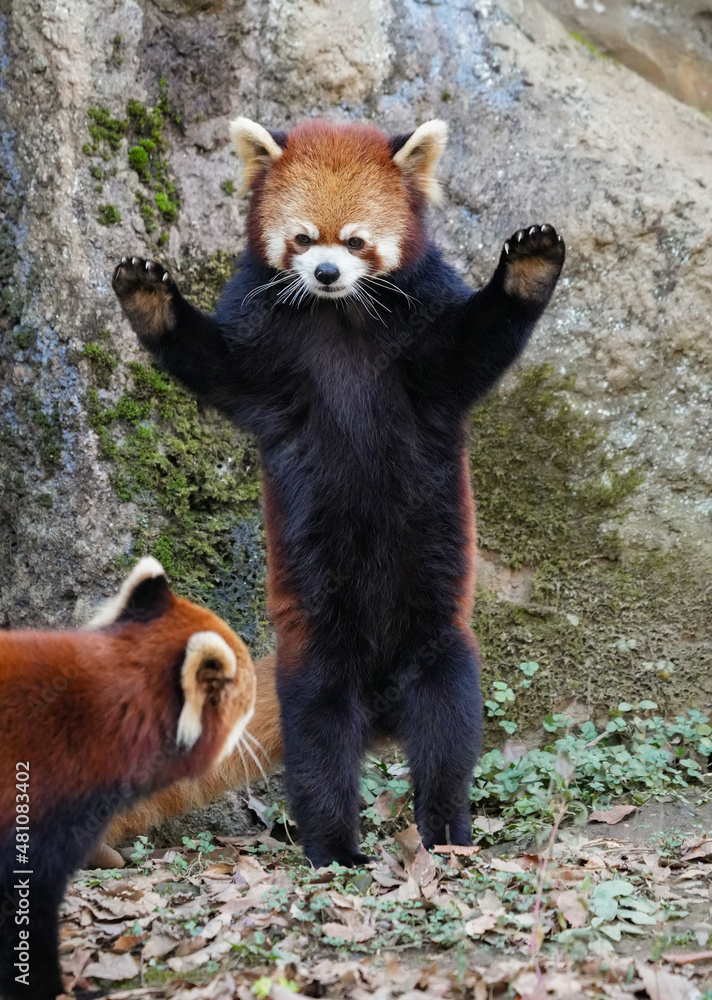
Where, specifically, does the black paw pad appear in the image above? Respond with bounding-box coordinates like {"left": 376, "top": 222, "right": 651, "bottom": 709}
{"left": 112, "top": 256, "right": 174, "bottom": 298}
{"left": 112, "top": 256, "right": 177, "bottom": 340}
{"left": 501, "top": 224, "right": 565, "bottom": 302}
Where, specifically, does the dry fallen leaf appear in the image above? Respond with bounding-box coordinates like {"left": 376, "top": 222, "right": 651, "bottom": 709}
{"left": 465, "top": 913, "right": 498, "bottom": 937}
{"left": 83, "top": 952, "right": 139, "bottom": 982}
{"left": 395, "top": 824, "right": 423, "bottom": 864}
{"left": 432, "top": 844, "right": 481, "bottom": 856}
{"left": 372, "top": 788, "right": 408, "bottom": 820}
{"left": 406, "top": 845, "right": 438, "bottom": 886}
{"left": 235, "top": 855, "right": 270, "bottom": 887}
{"left": 635, "top": 960, "right": 701, "bottom": 1000}
{"left": 141, "top": 933, "right": 180, "bottom": 960}
{"left": 490, "top": 857, "right": 525, "bottom": 874}
{"left": 322, "top": 920, "right": 376, "bottom": 942}
{"left": 472, "top": 816, "right": 505, "bottom": 834}
{"left": 167, "top": 936, "right": 237, "bottom": 973}
{"left": 478, "top": 888, "right": 506, "bottom": 917}
{"left": 172, "top": 972, "right": 237, "bottom": 999}
{"left": 113, "top": 931, "right": 148, "bottom": 952}
{"left": 556, "top": 889, "right": 588, "bottom": 928}
{"left": 589, "top": 805, "right": 638, "bottom": 825}
{"left": 681, "top": 838, "right": 712, "bottom": 862}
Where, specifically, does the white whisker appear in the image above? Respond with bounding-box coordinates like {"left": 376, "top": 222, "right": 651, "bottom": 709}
{"left": 362, "top": 275, "right": 420, "bottom": 309}
{"left": 236, "top": 741, "right": 251, "bottom": 794}
{"left": 242, "top": 271, "right": 295, "bottom": 307}
{"left": 240, "top": 736, "right": 268, "bottom": 781}
{"left": 274, "top": 276, "right": 303, "bottom": 306}
{"left": 244, "top": 729, "right": 269, "bottom": 764}
{"left": 352, "top": 286, "right": 383, "bottom": 323}
{"left": 359, "top": 285, "right": 391, "bottom": 315}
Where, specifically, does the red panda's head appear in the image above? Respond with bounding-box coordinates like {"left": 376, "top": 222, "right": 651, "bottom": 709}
{"left": 88, "top": 557, "right": 256, "bottom": 767}
{"left": 230, "top": 118, "right": 448, "bottom": 302}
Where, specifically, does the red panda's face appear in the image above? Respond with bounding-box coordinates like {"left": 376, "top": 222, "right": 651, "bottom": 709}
{"left": 87, "top": 557, "right": 256, "bottom": 767}
{"left": 231, "top": 118, "right": 448, "bottom": 304}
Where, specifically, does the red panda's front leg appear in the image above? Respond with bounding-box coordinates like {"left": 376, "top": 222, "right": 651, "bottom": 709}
{"left": 444, "top": 225, "right": 565, "bottom": 406}
{"left": 112, "top": 257, "right": 240, "bottom": 411}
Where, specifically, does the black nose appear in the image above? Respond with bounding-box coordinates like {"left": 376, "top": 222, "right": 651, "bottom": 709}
{"left": 314, "top": 263, "right": 340, "bottom": 285}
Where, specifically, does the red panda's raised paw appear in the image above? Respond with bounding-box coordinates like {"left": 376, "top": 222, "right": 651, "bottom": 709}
{"left": 500, "top": 223, "right": 565, "bottom": 304}
{"left": 112, "top": 256, "right": 178, "bottom": 341}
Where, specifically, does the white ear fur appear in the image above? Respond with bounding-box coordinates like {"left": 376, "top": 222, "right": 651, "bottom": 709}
{"left": 87, "top": 557, "right": 167, "bottom": 630}
{"left": 176, "top": 631, "right": 238, "bottom": 751}
{"left": 393, "top": 119, "right": 449, "bottom": 205}
{"left": 229, "top": 117, "right": 283, "bottom": 191}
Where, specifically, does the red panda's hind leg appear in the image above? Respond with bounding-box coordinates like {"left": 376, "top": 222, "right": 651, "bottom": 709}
{"left": 398, "top": 630, "right": 482, "bottom": 850}
{"left": 278, "top": 666, "right": 370, "bottom": 868}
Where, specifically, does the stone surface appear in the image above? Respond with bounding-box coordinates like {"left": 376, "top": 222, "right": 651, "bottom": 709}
{"left": 538, "top": 0, "right": 712, "bottom": 112}
{"left": 1, "top": 0, "right": 711, "bottom": 716}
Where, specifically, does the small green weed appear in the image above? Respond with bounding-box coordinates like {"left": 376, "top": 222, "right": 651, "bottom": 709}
{"left": 361, "top": 663, "right": 711, "bottom": 846}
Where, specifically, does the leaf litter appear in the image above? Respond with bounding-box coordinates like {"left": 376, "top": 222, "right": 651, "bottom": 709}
{"left": 59, "top": 814, "right": 712, "bottom": 1000}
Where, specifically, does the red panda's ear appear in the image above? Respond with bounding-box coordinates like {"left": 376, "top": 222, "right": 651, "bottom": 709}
{"left": 176, "top": 631, "right": 240, "bottom": 751}
{"left": 87, "top": 557, "right": 172, "bottom": 629}
{"left": 391, "top": 120, "right": 449, "bottom": 206}
{"left": 229, "top": 117, "right": 284, "bottom": 192}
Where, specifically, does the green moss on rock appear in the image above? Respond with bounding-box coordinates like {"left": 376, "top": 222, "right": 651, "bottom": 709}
{"left": 86, "top": 345, "right": 268, "bottom": 653}
{"left": 470, "top": 365, "right": 711, "bottom": 727}
{"left": 128, "top": 144, "right": 150, "bottom": 184}
{"left": 85, "top": 89, "right": 180, "bottom": 243}
{"left": 97, "top": 203, "right": 121, "bottom": 226}
{"left": 81, "top": 342, "right": 118, "bottom": 388}
{"left": 84, "top": 107, "right": 128, "bottom": 158}
{"left": 179, "top": 251, "right": 236, "bottom": 312}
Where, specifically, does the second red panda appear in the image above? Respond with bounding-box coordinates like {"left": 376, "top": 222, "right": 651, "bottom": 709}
{"left": 0, "top": 558, "right": 256, "bottom": 1000}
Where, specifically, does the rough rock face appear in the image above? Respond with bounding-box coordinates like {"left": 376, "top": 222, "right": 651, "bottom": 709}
{"left": 539, "top": 0, "right": 712, "bottom": 112}
{"left": 1, "top": 0, "right": 711, "bottom": 721}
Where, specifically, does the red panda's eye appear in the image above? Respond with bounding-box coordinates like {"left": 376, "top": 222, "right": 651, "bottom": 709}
{"left": 347, "top": 237, "right": 364, "bottom": 250}
{"left": 295, "top": 234, "right": 312, "bottom": 246}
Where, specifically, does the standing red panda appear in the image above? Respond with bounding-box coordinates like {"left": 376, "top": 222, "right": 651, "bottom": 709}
{"left": 0, "top": 558, "right": 256, "bottom": 1000}
{"left": 112, "top": 118, "right": 565, "bottom": 868}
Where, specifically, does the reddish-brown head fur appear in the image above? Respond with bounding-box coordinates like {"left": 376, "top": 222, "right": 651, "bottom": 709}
{"left": 0, "top": 559, "right": 255, "bottom": 839}
{"left": 230, "top": 117, "right": 448, "bottom": 301}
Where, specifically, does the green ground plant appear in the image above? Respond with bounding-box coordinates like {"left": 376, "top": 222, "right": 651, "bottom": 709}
{"left": 359, "top": 662, "right": 711, "bottom": 847}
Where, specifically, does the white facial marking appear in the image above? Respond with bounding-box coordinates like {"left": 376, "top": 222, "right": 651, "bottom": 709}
{"left": 375, "top": 236, "right": 401, "bottom": 272}
{"left": 292, "top": 243, "right": 369, "bottom": 299}
{"left": 339, "top": 222, "right": 371, "bottom": 243}
{"left": 296, "top": 221, "right": 319, "bottom": 241}
{"left": 265, "top": 230, "right": 288, "bottom": 269}
{"left": 266, "top": 221, "right": 322, "bottom": 269}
